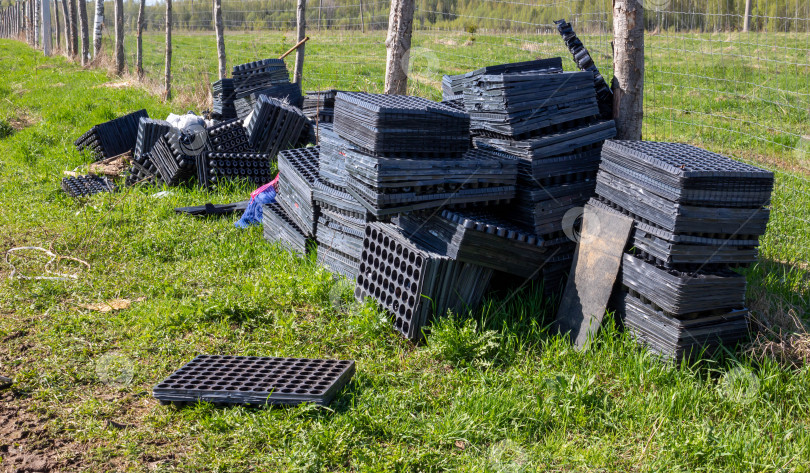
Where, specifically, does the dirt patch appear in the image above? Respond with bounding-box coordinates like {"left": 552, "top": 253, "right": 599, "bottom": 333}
{"left": 95, "top": 80, "right": 137, "bottom": 90}
{"left": 6, "top": 109, "right": 39, "bottom": 132}
{"left": 0, "top": 392, "right": 85, "bottom": 473}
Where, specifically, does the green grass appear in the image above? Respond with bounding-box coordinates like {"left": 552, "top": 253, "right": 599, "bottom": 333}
{"left": 1, "top": 35, "right": 810, "bottom": 472}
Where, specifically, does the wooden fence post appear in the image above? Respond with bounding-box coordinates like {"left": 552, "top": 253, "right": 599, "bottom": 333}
{"left": 41, "top": 0, "right": 51, "bottom": 54}
{"left": 214, "top": 0, "right": 226, "bottom": 79}
{"left": 165, "top": 0, "right": 172, "bottom": 100}
{"left": 78, "top": 0, "right": 88, "bottom": 64}
{"left": 359, "top": 0, "right": 364, "bottom": 33}
{"left": 68, "top": 0, "right": 76, "bottom": 55}
{"left": 33, "top": 0, "right": 38, "bottom": 47}
{"left": 293, "top": 0, "right": 306, "bottom": 84}
{"left": 53, "top": 0, "right": 60, "bottom": 50}
{"left": 743, "top": 0, "right": 752, "bottom": 32}
{"left": 136, "top": 0, "right": 144, "bottom": 79}
{"left": 612, "top": 0, "right": 644, "bottom": 140}
{"left": 92, "top": 0, "right": 102, "bottom": 56}
{"left": 384, "top": 0, "right": 414, "bottom": 95}
{"left": 114, "top": 0, "right": 123, "bottom": 74}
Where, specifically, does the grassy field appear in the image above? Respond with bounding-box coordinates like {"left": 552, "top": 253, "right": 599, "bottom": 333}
{"left": 1, "top": 32, "right": 809, "bottom": 472}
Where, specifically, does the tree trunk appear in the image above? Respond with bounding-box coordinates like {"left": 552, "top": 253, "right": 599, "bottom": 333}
{"left": 743, "top": 0, "right": 752, "bottom": 32}
{"left": 165, "top": 0, "right": 172, "bottom": 100}
{"left": 136, "top": 0, "right": 144, "bottom": 79}
{"left": 114, "top": 0, "right": 123, "bottom": 74}
{"left": 60, "top": 0, "right": 71, "bottom": 55}
{"left": 41, "top": 0, "right": 51, "bottom": 54}
{"left": 317, "top": 0, "right": 321, "bottom": 31}
{"left": 293, "top": 0, "right": 306, "bottom": 84}
{"left": 92, "top": 0, "right": 102, "bottom": 57}
{"left": 359, "top": 0, "right": 364, "bottom": 33}
{"left": 78, "top": 0, "right": 88, "bottom": 64}
{"left": 34, "top": 0, "right": 39, "bottom": 47}
{"left": 54, "top": 0, "right": 60, "bottom": 50}
{"left": 384, "top": 0, "right": 414, "bottom": 95}
{"left": 68, "top": 0, "right": 77, "bottom": 56}
{"left": 612, "top": 0, "right": 644, "bottom": 140}
{"left": 214, "top": 0, "right": 226, "bottom": 79}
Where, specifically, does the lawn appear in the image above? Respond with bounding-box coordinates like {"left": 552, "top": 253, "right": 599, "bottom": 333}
{"left": 1, "top": 34, "right": 809, "bottom": 472}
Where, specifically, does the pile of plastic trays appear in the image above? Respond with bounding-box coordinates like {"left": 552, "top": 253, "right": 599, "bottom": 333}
{"left": 231, "top": 59, "right": 290, "bottom": 98}
{"left": 74, "top": 109, "right": 148, "bottom": 160}
{"left": 245, "top": 95, "right": 309, "bottom": 157}
{"left": 555, "top": 19, "right": 613, "bottom": 119}
{"left": 206, "top": 119, "right": 255, "bottom": 153}
{"left": 212, "top": 78, "right": 237, "bottom": 120}
{"left": 591, "top": 139, "right": 774, "bottom": 361}
{"left": 276, "top": 147, "right": 321, "bottom": 236}
{"left": 196, "top": 151, "right": 274, "bottom": 189}
{"left": 303, "top": 89, "right": 339, "bottom": 123}
{"left": 234, "top": 83, "right": 304, "bottom": 119}
{"left": 262, "top": 202, "right": 311, "bottom": 254}
{"left": 61, "top": 174, "right": 117, "bottom": 198}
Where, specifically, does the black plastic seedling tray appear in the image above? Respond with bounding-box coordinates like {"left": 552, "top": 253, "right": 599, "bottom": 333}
{"left": 621, "top": 253, "right": 747, "bottom": 317}
{"left": 444, "top": 57, "right": 564, "bottom": 102}
{"left": 262, "top": 202, "right": 311, "bottom": 255}
{"left": 153, "top": 355, "right": 355, "bottom": 407}
{"left": 207, "top": 119, "right": 255, "bottom": 153}
{"left": 245, "top": 95, "right": 309, "bottom": 157}
{"left": 619, "top": 291, "right": 748, "bottom": 361}
{"left": 396, "top": 209, "right": 549, "bottom": 279}
{"left": 75, "top": 109, "right": 149, "bottom": 161}
{"left": 354, "top": 223, "right": 493, "bottom": 341}
{"left": 197, "top": 151, "right": 274, "bottom": 189}
{"left": 175, "top": 200, "right": 249, "bottom": 217}
{"left": 333, "top": 92, "right": 471, "bottom": 156}
{"left": 62, "top": 174, "right": 117, "bottom": 198}
{"left": 595, "top": 170, "right": 771, "bottom": 235}
{"left": 554, "top": 19, "right": 613, "bottom": 119}
{"left": 126, "top": 151, "right": 159, "bottom": 186}
{"left": 135, "top": 118, "right": 174, "bottom": 160}
{"left": 276, "top": 147, "right": 320, "bottom": 236}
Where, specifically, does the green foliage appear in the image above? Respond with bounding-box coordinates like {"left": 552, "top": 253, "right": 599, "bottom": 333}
{"left": 426, "top": 316, "right": 500, "bottom": 367}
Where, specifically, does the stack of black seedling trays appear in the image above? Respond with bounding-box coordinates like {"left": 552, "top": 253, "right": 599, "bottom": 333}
{"left": 196, "top": 151, "right": 274, "bottom": 188}
{"left": 74, "top": 109, "right": 149, "bottom": 160}
{"left": 334, "top": 92, "right": 471, "bottom": 156}
{"left": 345, "top": 147, "right": 517, "bottom": 217}
{"left": 464, "top": 71, "right": 599, "bottom": 137}
{"left": 212, "top": 78, "right": 237, "bottom": 120}
{"left": 396, "top": 209, "right": 549, "bottom": 279}
{"left": 591, "top": 140, "right": 775, "bottom": 361}
{"left": 245, "top": 95, "right": 309, "bottom": 157}
{"left": 446, "top": 57, "right": 564, "bottom": 103}
{"left": 62, "top": 174, "right": 117, "bottom": 198}
{"left": 231, "top": 58, "right": 290, "bottom": 98}
{"left": 355, "top": 223, "right": 493, "bottom": 341}
{"left": 206, "top": 119, "right": 254, "bottom": 153}
{"left": 303, "top": 90, "right": 338, "bottom": 123}
{"left": 150, "top": 130, "right": 199, "bottom": 186}
{"left": 555, "top": 19, "right": 613, "bottom": 119}
{"left": 152, "top": 355, "right": 355, "bottom": 407}
{"left": 234, "top": 83, "right": 304, "bottom": 119}
{"left": 318, "top": 126, "right": 350, "bottom": 188}
{"left": 276, "top": 147, "right": 320, "bottom": 236}
{"left": 262, "top": 202, "right": 311, "bottom": 255}
{"left": 316, "top": 213, "right": 365, "bottom": 279}
{"left": 135, "top": 118, "right": 174, "bottom": 160}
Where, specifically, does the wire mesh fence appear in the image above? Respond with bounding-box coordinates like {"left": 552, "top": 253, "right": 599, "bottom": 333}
{"left": 2, "top": 0, "right": 809, "bottom": 298}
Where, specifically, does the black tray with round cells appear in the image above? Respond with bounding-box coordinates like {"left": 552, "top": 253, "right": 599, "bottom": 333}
{"left": 153, "top": 355, "right": 355, "bottom": 407}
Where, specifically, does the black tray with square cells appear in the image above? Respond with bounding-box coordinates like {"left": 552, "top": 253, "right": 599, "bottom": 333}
{"left": 554, "top": 19, "right": 613, "bottom": 119}
{"left": 313, "top": 180, "right": 370, "bottom": 220}
{"left": 333, "top": 92, "right": 471, "bottom": 156}
{"left": 317, "top": 245, "right": 361, "bottom": 281}
{"left": 61, "top": 174, "right": 117, "bottom": 198}
{"left": 74, "top": 109, "right": 149, "bottom": 161}
{"left": 618, "top": 291, "right": 749, "bottom": 362}
{"left": 587, "top": 197, "right": 761, "bottom": 269}
{"left": 317, "top": 126, "right": 350, "bottom": 188}
{"left": 355, "top": 223, "right": 493, "bottom": 341}
{"left": 150, "top": 130, "right": 201, "bottom": 186}
{"left": 196, "top": 151, "right": 274, "bottom": 189}
{"left": 276, "top": 147, "right": 320, "bottom": 236}
{"left": 231, "top": 59, "right": 290, "bottom": 98}
{"left": 245, "top": 95, "right": 309, "bottom": 157}
{"left": 464, "top": 71, "right": 599, "bottom": 138}
{"left": 444, "top": 57, "right": 564, "bottom": 102}
{"left": 135, "top": 118, "right": 175, "bottom": 160}
{"left": 473, "top": 118, "right": 615, "bottom": 162}
{"left": 152, "top": 355, "right": 355, "bottom": 407}
{"left": 212, "top": 78, "right": 237, "bottom": 120}
{"left": 595, "top": 170, "right": 771, "bottom": 235}
{"left": 262, "top": 202, "right": 311, "bottom": 255}
{"left": 396, "top": 209, "right": 548, "bottom": 279}
{"left": 206, "top": 119, "right": 255, "bottom": 153}
{"left": 600, "top": 140, "right": 775, "bottom": 207}
{"left": 303, "top": 89, "right": 339, "bottom": 123}
{"left": 621, "top": 253, "right": 747, "bottom": 317}
{"left": 317, "top": 213, "right": 364, "bottom": 260}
